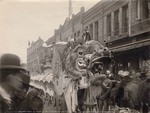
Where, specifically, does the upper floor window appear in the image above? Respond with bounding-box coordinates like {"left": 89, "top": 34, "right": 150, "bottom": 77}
{"left": 142, "top": 0, "right": 149, "bottom": 19}
{"left": 95, "top": 21, "right": 99, "bottom": 40}
{"left": 122, "top": 4, "right": 129, "bottom": 33}
{"left": 89, "top": 24, "right": 93, "bottom": 39}
{"left": 114, "top": 9, "right": 119, "bottom": 36}
{"left": 107, "top": 14, "right": 111, "bottom": 37}
{"left": 136, "top": 0, "right": 141, "bottom": 19}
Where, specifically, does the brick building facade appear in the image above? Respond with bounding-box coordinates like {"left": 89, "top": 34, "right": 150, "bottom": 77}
{"left": 27, "top": 37, "right": 44, "bottom": 74}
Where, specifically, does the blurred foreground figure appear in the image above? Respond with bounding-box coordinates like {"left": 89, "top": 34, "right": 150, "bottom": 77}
{"left": 19, "top": 89, "right": 43, "bottom": 113}
{"left": 0, "top": 53, "right": 43, "bottom": 113}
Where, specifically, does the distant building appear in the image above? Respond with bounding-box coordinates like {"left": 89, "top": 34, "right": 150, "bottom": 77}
{"left": 27, "top": 37, "right": 44, "bottom": 74}
{"left": 45, "top": 35, "right": 56, "bottom": 58}
{"left": 54, "top": 7, "right": 84, "bottom": 42}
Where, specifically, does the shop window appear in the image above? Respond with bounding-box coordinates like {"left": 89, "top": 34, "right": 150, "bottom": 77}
{"left": 114, "top": 9, "right": 119, "bottom": 36}
{"left": 107, "top": 14, "right": 111, "bottom": 37}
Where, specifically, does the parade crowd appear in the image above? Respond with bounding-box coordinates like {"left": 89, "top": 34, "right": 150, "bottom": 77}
{"left": 0, "top": 53, "right": 150, "bottom": 113}
{"left": 94, "top": 67, "right": 150, "bottom": 113}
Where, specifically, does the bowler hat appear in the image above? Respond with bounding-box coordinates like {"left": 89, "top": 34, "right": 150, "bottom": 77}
{"left": 0, "top": 53, "right": 26, "bottom": 71}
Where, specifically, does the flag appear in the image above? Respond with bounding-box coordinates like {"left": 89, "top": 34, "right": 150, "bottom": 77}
{"left": 69, "top": 0, "right": 73, "bottom": 19}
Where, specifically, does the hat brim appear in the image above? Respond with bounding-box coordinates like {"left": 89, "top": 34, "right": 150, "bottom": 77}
{"left": 0, "top": 65, "right": 26, "bottom": 71}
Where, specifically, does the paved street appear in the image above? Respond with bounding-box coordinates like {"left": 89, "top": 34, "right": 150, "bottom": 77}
{"left": 42, "top": 101, "right": 57, "bottom": 113}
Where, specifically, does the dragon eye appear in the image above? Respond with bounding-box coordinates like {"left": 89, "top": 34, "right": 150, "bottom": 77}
{"left": 79, "top": 51, "right": 83, "bottom": 55}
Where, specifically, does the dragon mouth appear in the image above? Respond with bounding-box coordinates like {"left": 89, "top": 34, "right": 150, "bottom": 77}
{"left": 92, "top": 56, "right": 112, "bottom": 64}
{"left": 88, "top": 55, "right": 113, "bottom": 74}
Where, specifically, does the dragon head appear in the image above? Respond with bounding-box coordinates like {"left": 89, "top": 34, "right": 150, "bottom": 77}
{"left": 83, "top": 40, "right": 114, "bottom": 75}
{"left": 64, "top": 40, "right": 114, "bottom": 79}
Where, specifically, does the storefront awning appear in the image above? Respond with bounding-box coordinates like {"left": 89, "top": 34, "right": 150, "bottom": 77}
{"left": 110, "top": 39, "right": 150, "bottom": 52}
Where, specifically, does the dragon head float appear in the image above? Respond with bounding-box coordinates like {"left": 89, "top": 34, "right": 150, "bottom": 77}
{"left": 83, "top": 40, "right": 113, "bottom": 75}
{"left": 64, "top": 39, "right": 114, "bottom": 80}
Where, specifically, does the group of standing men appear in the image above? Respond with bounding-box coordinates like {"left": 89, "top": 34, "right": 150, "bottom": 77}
{"left": 97, "top": 67, "right": 150, "bottom": 113}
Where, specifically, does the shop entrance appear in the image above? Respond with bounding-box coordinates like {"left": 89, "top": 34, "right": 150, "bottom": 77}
{"left": 112, "top": 46, "right": 150, "bottom": 74}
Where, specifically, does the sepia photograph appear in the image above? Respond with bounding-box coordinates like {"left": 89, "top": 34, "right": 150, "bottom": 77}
{"left": 0, "top": 0, "right": 150, "bottom": 113}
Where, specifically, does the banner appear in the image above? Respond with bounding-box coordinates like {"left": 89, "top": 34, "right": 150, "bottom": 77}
{"left": 52, "top": 44, "right": 67, "bottom": 78}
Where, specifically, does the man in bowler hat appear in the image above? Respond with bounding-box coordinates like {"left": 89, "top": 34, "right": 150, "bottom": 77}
{"left": 0, "top": 53, "right": 30, "bottom": 113}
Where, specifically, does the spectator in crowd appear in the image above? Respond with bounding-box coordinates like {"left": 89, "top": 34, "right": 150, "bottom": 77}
{"left": 139, "top": 67, "right": 148, "bottom": 81}
{"left": 98, "top": 78, "right": 113, "bottom": 111}
{"left": 0, "top": 53, "right": 43, "bottom": 113}
{"left": 82, "top": 29, "right": 91, "bottom": 44}
{"left": 139, "top": 66, "right": 150, "bottom": 113}
{"left": 19, "top": 89, "right": 43, "bottom": 113}
{"left": 115, "top": 71, "right": 130, "bottom": 107}
{"left": 0, "top": 53, "right": 30, "bottom": 113}
{"left": 124, "top": 73, "right": 141, "bottom": 111}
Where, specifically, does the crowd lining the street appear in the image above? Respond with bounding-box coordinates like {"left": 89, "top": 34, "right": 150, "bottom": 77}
{"left": 0, "top": 53, "right": 150, "bottom": 113}
{"left": 90, "top": 67, "right": 150, "bottom": 113}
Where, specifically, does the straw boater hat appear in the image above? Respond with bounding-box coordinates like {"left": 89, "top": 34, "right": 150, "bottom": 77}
{"left": 118, "top": 70, "right": 130, "bottom": 77}
{"left": 0, "top": 53, "right": 26, "bottom": 71}
{"left": 118, "top": 70, "right": 124, "bottom": 76}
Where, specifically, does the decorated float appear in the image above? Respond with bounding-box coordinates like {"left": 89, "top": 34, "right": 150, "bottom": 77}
{"left": 29, "top": 56, "right": 54, "bottom": 100}
{"left": 47, "top": 31, "right": 114, "bottom": 113}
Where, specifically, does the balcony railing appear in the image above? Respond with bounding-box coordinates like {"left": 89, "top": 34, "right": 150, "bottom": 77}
{"left": 100, "top": 26, "right": 129, "bottom": 42}
{"left": 131, "top": 18, "right": 150, "bottom": 35}
{"left": 98, "top": 19, "right": 150, "bottom": 43}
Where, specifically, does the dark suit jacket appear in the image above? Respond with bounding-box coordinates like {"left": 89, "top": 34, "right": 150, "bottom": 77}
{"left": 139, "top": 79, "right": 150, "bottom": 105}
{"left": 82, "top": 32, "right": 91, "bottom": 44}
{"left": 19, "top": 90, "right": 44, "bottom": 113}
{"left": 0, "top": 95, "right": 10, "bottom": 113}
